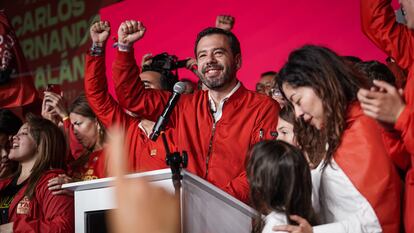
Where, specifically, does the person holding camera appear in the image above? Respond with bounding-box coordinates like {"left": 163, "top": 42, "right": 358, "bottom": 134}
{"left": 99, "top": 20, "right": 279, "bottom": 203}
{"left": 139, "top": 52, "right": 180, "bottom": 91}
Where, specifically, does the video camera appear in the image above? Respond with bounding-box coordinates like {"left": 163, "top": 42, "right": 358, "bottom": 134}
{"left": 144, "top": 53, "right": 189, "bottom": 71}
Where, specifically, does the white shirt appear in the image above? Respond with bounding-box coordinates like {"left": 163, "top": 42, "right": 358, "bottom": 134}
{"left": 312, "top": 159, "right": 382, "bottom": 233}
{"left": 262, "top": 211, "right": 288, "bottom": 233}
{"left": 208, "top": 82, "right": 241, "bottom": 122}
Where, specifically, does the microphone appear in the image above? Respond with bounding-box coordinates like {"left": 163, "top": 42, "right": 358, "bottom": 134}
{"left": 150, "top": 82, "right": 186, "bottom": 141}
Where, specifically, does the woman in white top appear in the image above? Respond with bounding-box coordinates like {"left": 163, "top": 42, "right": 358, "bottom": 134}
{"left": 273, "top": 45, "right": 402, "bottom": 233}
{"left": 247, "top": 140, "right": 318, "bottom": 233}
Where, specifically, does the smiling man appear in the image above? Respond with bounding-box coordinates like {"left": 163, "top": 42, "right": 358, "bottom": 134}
{"left": 96, "top": 21, "right": 279, "bottom": 203}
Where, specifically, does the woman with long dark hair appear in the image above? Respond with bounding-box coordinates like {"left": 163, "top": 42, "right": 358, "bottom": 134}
{"left": 0, "top": 115, "right": 73, "bottom": 232}
{"left": 248, "top": 140, "right": 318, "bottom": 233}
{"left": 273, "top": 45, "right": 402, "bottom": 233}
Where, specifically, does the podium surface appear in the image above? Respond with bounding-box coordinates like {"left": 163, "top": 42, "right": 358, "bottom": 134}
{"left": 63, "top": 169, "right": 256, "bottom": 233}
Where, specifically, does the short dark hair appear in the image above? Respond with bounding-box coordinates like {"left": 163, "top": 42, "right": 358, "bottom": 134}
{"left": 194, "top": 27, "right": 241, "bottom": 57}
{"left": 0, "top": 109, "right": 22, "bottom": 135}
{"left": 142, "top": 53, "right": 179, "bottom": 91}
{"left": 159, "top": 72, "right": 178, "bottom": 91}
{"left": 140, "top": 69, "right": 177, "bottom": 91}
{"left": 356, "top": 60, "right": 396, "bottom": 86}
{"left": 260, "top": 71, "right": 277, "bottom": 78}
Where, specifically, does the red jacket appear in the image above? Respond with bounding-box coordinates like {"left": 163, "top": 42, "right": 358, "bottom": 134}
{"left": 63, "top": 118, "right": 85, "bottom": 161}
{"left": 361, "top": 0, "right": 414, "bottom": 232}
{"left": 84, "top": 54, "right": 168, "bottom": 172}
{"left": 0, "top": 169, "right": 74, "bottom": 233}
{"left": 335, "top": 103, "right": 402, "bottom": 233}
{"left": 62, "top": 119, "right": 108, "bottom": 180}
{"left": 110, "top": 50, "right": 279, "bottom": 203}
{"left": 67, "top": 149, "right": 107, "bottom": 181}
{"left": 0, "top": 10, "right": 38, "bottom": 109}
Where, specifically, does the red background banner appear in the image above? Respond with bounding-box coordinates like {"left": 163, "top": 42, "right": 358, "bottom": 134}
{"left": 100, "top": 0, "right": 394, "bottom": 94}
{"left": 1, "top": 0, "right": 398, "bottom": 101}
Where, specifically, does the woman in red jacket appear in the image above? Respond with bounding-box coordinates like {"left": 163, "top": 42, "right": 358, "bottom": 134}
{"left": 272, "top": 45, "right": 402, "bottom": 233}
{"left": 0, "top": 115, "right": 73, "bottom": 232}
{"left": 42, "top": 93, "right": 107, "bottom": 182}
{"left": 65, "top": 94, "right": 106, "bottom": 181}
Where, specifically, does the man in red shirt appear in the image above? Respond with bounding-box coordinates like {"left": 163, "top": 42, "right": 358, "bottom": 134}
{"left": 93, "top": 20, "right": 279, "bottom": 203}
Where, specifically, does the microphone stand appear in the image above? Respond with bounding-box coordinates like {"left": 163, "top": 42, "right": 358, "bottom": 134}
{"left": 160, "top": 132, "right": 188, "bottom": 194}
{"left": 160, "top": 132, "right": 187, "bottom": 233}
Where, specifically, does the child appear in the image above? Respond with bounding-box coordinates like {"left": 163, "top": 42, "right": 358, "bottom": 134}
{"left": 247, "top": 140, "right": 318, "bottom": 233}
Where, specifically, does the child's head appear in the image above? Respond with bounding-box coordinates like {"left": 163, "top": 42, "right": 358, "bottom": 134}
{"left": 247, "top": 140, "right": 316, "bottom": 232}
{"left": 277, "top": 104, "right": 297, "bottom": 146}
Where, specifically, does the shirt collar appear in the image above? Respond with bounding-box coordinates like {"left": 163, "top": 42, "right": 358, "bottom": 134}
{"left": 208, "top": 81, "right": 241, "bottom": 122}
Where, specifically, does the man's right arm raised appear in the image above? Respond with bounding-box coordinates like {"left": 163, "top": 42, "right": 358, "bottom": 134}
{"left": 112, "top": 20, "right": 171, "bottom": 121}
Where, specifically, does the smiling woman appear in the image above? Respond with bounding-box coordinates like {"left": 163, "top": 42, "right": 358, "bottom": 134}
{"left": 274, "top": 45, "right": 402, "bottom": 233}
{"left": 0, "top": 115, "right": 73, "bottom": 233}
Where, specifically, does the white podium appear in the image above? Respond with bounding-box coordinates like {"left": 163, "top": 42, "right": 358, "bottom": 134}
{"left": 63, "top": 169, "right": 256, "bottom": 233}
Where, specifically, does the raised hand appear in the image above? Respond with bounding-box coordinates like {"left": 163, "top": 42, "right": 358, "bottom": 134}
{"left": 118, "top": 20, "right": 146, "bottom": 46}
{"left": 185, "top": 57, "right": 202, "bottom": 79}
{"left": 357, "top": 80, "right": 406, "bottom": 124}
{"left": 90, "top": 21, "right": 111, "bottom": 46}
{"left": 42, "top": 94, "right": 60, "bottom": 125}
{"left": 107, "top": 127, "right": 180, "bottom": 233}
{"left": 215, "top": 15, "right": 235, "bottom": 31}
{"left": 43, "top": 91, "right": 69, "bottom": 120}
{"left": 141, "top": 53, "right": 153, "bottom": 68}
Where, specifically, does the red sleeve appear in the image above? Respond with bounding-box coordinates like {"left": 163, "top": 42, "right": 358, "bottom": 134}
{"left": 360, "top": 0, "right": 414, "bottom": 70}
{"left": 395, "top": 106, "right": 414, "bottom": 156}
{"left": 84, "top": 54, "right": 133, "bottom": 129}
{"left": 225, "top": 99, "right": 279, "bottom": 204}
{"left": 63, "top": 118, "right": 84, "bottom": 160}
{"left": 336, "top": 110, "right": 402, "bottom": 233}
{"left": 13, "top": 174, "right": 74, "bottom": 233}
{"left": 223, "top": 171, "right": 249, "bottom": 204}
{"left": 112, "top": 50, "right": 175, "bottom": 122}
{"left": 361, "top": 0, "right": 414, "bottom": 167}
{"left": 381, "top": 126, "right": 411, "bottom": 171}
